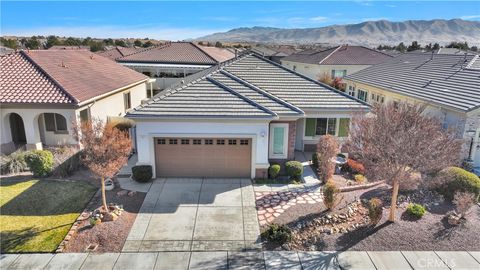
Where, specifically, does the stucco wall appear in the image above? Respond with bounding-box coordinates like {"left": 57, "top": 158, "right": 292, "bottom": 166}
{"left": 0, "top": 107, "right": 76, "bottom": 152}
{"left": 133, "top": 119, "right": 271, "bottom": 178}
{"left": 281, "top": 60, "right": 370, "bottom": 80}
{"left": 77, "top": 82, "right": 147, "bottom": 122}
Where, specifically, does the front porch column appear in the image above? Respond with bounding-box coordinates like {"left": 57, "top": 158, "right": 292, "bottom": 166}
{"left": 24, "top": 114, "right": 43, "bottom": 151}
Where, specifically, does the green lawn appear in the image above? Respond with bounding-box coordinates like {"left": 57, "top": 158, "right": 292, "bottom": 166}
{"left": 0, "top": 178, "right": 97, "bottom": 253}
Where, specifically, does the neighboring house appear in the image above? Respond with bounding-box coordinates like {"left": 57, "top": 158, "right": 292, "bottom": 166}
{"left": 281, "top": 45, "right": 393, "bottom": 81}
{"left": 344, "top": 53, "right": 480, "bottom": 167}
{"left": 0, "top": 50, "right": 148, "bottom": 154}
{"left": 127, "top": 52, "right": 368, "bottom": 179}
{"left": 251, "top": 46, "right": 292, "bottom": 63}
{"left": 116, "top": 42, "right": 235, "bottom": 97}
{"left": 0, "top": 46, "right": 15, "bottom": 56}
{"left": 96, "top": 46, "right": 141, "bottom": 61}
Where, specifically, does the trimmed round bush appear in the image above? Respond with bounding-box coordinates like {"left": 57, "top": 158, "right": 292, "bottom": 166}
{"left": 132, "top": 165, "right": 153, "bottom": 183}
{"left": 268, "top": 164, "right": 281, "bottom": 179}
{"left": 285, "top": 161, "right": 303, "bottom": 180}
{"left": 368, "top": 198, "right": 383, "bottom": 225}
{"left": 261, "top": 223, "right": 292, "bottom": 244}
{"left": 24, "top": 150, "right": 54, "bottom": 177}
{"left": 406, "top": 203, "right": 426, "bottom": 218}
{"left": 436, "top": 167, "right": 480, "bottom": 202}
{"left": 323, "top": 180, "right": 339, "bottom": 210}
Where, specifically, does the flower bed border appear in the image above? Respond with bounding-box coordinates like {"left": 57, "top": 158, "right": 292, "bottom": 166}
{"left": 338, "top": 180, "right": 385, "bottom": 193}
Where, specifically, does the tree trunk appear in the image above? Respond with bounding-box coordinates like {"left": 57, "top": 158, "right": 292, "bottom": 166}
{"left": 388, "top": 179, "right": 400, "bottom": 222}
{"left": 101, "top": 176, "right": 108, "bottom": 212}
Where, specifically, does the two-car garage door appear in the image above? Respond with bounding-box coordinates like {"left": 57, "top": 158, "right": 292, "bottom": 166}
{"left": 154, "top": 137, "right": 251, "bottom": 178}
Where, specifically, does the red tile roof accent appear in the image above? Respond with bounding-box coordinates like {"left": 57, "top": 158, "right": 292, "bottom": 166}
{"left": 1, "top": 50, "right": 148, "bottom": 105}
{"left": 117, "top": 42, "right": 218, "bottom": 65}
{"left": 196, "top": 45, "right": 235, "bottom": 62}
{"left": 96, "top": 46, "right": 140, "bottom": 60}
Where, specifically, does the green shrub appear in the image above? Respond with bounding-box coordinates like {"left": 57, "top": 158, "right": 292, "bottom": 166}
{"left": 0, "top": 150, "right": 27, "bottom": 175}
{"left": 285, "top": 161, "right": 303, "bottom": 180}
{"left": 132, "top": 165, "right": 153, "bottom": 183}
{"left": 436, "top": 167, "right": 480, "bottom": 202}
{"left": 311, "top": 153, "right": 319, "bottom": 169}
{"left": 323, "top": 180, "right": 339, "bottom": 210}
{"left": 354, "top": 174, "right": 367, "bottom": 184}
{"left": 261, "top": 223, "right": 292, "bottom": 244}
{"left": 268, "top": 164, "right": 281, "bottom": 179}
{"left": 406, "top": 203, "right": 426, "bottom": 218}
{"left": 368, "top": 198, "right": 383, "bottom": 225}
{"left": 24, "top": 150, "right": 54, "bottom": 177}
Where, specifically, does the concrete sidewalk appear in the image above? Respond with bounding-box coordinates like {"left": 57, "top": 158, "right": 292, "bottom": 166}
{"left": 2, "top": 251, "right": 479, "bottom": 270}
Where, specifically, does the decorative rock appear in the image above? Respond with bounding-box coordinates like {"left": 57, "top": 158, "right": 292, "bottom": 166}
{"left": 127, "top": 191, "right": 137, "bottom": 197}
{"left": 117, "top": 190, "right": 128, "bottom": 196}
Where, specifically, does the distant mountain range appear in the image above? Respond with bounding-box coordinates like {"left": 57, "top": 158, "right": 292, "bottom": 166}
{"left": 196, "top": 19, "right": 480, "bottom": 46}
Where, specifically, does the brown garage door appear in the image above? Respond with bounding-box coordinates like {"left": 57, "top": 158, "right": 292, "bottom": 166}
{"left": 154, "top": 138, "right": 251, "bottom": 178}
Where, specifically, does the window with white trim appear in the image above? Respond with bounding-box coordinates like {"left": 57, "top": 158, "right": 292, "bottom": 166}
{"left": 347, "top": 85, "right": 355, "bottom": 96}
{"left": 269, "top": 123, "right": 289, "bottom": 159}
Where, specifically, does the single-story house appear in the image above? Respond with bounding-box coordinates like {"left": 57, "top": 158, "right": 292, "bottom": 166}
{"left": 96, "top": 46, "right": 141, "bottom": 61}
{"left": 281, "top": 45, "right": 393, "bottom": 81}
{"left": 127, "top": 52, "right": 369, "bottom": 179}
{"left": 343, "top": 53, "right": 480, "bottom": 167}
{"left": 0, "top": 50, "right": 148, "bottom": 154}
{"left": 116, "top": 42, "right": 236, "bottom": 97}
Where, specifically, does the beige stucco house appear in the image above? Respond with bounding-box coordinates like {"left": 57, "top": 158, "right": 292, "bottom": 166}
{"left": 344, "top": 53, "right": 480, "bottom": 169}
{"left": 0, "top": 50, "right": 148, "bottom": 154}
{"left": 127, "top": 52, "right": 369, "bottom": 179}
{"left": 281, "top": 45, "right": 393, "bottom": 82}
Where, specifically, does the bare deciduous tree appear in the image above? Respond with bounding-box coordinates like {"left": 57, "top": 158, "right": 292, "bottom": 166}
{"left": 73, "top": 119, "right": 132, "bottom": 212}
{"left": 344, "top": 102, "right": 461, "bottom": 222}
{"left": 317, "top": 135, "right": 339, "bottom": 182}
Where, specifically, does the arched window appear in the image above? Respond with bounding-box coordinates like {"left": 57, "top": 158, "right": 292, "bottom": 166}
{"left": 44, "top": 113, "right": 68, "bottom": 134}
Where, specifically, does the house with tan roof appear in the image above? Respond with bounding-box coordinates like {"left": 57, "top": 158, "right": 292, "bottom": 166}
{"left": 343, "top": 53, "right": 480, "bottom": 169}
{"left": 96, "top": 46, "right": 141, "bottom": 61}
{"left": 281, "top": 45, "right": 393, "bottom": 82}
{"left": 127, "top": 52, "right": 368, "bottom": 179}
{"left": 116, "top": 42, "right": 235, "bottom": 97}
{"left": 0, "top": 50, "right": 148, "bottom": 154}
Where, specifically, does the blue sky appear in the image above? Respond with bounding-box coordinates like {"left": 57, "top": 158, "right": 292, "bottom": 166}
{"left": 1, "top": 1, "right": 479, "bottom": 40}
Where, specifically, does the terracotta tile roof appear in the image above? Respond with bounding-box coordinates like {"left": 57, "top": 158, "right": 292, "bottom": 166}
{"left": 117, "top": 42, "right": 218, "bottom": 65}
{"left": 0, "top": 52, "right": 73, "bottom": 104}
{"left": 196, "top": 45, "right": 235, "bottom": 62}
{"left": 283, "top": 45, "right": 393, "bottom": 65}
{"left": 96, "top": 46, "right": 140, "bottom": 60}
{"left": 1, "top": 50, "right": 148, "bottom": 105}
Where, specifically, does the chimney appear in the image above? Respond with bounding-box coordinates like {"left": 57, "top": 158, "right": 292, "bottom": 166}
{"left": 235, "top": 49, "right": 238, "bottom": 58}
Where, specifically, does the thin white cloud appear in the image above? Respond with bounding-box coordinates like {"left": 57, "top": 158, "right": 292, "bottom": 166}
{"left": 1, "top": 25, "right": 227, "bottom": 40}
{"left": 460, "top": 15, "right": 480, "bottom": 20}
{"left": 361, "top": 17, "right": 390, "bottom": 22}
{"left": 310, "top": 16, "right": 329, "bottom": 22}
{"left": 385, "top": 4, "right": 397, "bottom": 8}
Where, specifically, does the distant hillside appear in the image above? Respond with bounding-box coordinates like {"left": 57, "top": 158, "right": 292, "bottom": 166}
{"left": 196, "top": 19, "right": 480, "bottom": 46}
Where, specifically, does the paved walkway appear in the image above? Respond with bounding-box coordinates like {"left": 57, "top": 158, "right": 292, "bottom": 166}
{"left": 2, "top": 251, "right": 479, "bottom": 269}
{"left": 296, "top": 151, "right": 320, "bottom": 184}
{"left": 123, "top": 178, "right": 260, "bottom": 252}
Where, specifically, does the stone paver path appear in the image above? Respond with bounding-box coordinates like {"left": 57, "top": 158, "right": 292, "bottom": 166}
{"left": 255, "top": 189, "right": 322, "bottom": 227}
{"left": 3, "top": 251, "right": 480, "bottom": 270}
{"left": 124, "top": 178, "right": 260, "bottom": 252}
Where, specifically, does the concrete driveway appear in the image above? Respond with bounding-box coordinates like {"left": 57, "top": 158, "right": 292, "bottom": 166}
{"left": 123, "top": 178, "right": 260, "bottom": 252}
